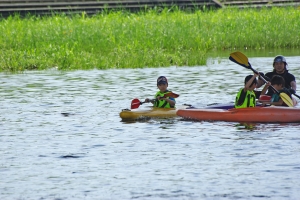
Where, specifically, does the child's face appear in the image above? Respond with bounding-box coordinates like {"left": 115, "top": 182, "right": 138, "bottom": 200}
{"left": 273, "top": 84, "right": 283, "bottom": 90}
{"left": 157, "top": 83, "right": 168, "bottom": 92}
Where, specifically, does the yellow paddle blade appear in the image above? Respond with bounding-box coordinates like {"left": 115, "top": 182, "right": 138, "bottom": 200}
{"left": 230, "top": 51, "right": 250, "bottom": 67}
{"left": 280, "top": 93, "right": 294, "bottom": 107}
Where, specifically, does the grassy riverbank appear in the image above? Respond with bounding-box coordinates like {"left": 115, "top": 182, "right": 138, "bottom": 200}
{"left": 0, "top": 7, "right": 299, "bottom": 71}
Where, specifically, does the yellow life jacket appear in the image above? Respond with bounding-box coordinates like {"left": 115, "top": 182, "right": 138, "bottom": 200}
{"left": 235, "top": 88, "right": 256, "bottom": 108}
{"left": 154, "top": 91, "right": 175, "bottom": 108}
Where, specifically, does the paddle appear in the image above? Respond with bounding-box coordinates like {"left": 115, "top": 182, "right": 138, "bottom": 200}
{"left": 130, "top": 92, "right": 179, "bottom": 109}
{"left": 229, "top": 51, "right": 294, "bottom": 107}
{"left": 131, "top": 98, "right": 152, "bottom": 109}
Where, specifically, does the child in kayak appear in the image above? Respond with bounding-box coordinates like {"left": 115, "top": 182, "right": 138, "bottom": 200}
{"left": 235, "top": 73, "right": 259, "bottom": 108}
{"left": 258, "top": 75, "right": 292, "bottom": 107}
{"left": 145, "top": 76, "right": 176, "bottom": 108}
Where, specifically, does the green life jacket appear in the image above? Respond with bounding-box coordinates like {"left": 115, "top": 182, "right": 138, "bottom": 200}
{"left": 235, "top": 88, "right": 256, "bottom": 108}
{"left": 154, "top": 91, "right": 175, "bottom": 108}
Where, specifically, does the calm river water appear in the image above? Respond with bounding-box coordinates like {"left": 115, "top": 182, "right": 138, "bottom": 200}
{"left": 1, "top": 52, "right": 300, "bottom": 200}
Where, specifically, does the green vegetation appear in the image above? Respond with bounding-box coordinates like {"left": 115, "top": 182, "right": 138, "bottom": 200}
{"left": 0, "top": 7, "right": 299, "bottom": 71}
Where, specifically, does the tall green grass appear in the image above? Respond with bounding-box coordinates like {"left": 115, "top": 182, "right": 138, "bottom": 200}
{"left": 0, "top": 7, "right": 299, "bottom": 71}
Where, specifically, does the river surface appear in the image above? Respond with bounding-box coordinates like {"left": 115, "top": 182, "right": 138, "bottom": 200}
{"left": 1, "top": 52, "right": 300, "bottom": 200}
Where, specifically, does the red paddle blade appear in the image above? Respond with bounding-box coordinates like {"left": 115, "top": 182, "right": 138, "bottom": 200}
{"left": 164, "top": 92, "right": 179, "bottom": 98}
{"left": 131, "top": 98, "right": 141, "bottom": 109}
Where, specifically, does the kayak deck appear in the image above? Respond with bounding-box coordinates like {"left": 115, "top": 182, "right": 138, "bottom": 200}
{"left": 120, "top": 105, "right": 190, "bottom": 121}
{"left": 177, "top": 106, "right": 300, "bottom": 123}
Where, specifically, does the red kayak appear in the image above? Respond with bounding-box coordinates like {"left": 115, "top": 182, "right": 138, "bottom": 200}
{"left": 177, "top": 106, "right": 300, "bottom": 123}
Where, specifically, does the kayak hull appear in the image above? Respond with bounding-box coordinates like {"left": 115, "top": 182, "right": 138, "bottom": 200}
{"left": 177, "top": 107, "right": 300, "bottom": 123}
{"left": 120, "top": 105, "right": 190, "bottom": 121}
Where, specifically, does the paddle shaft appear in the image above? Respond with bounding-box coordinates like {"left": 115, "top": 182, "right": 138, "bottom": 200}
{"left": 131, "top": 92, "right": 179, "bottom": 109}
{"left": 139, "top": 99, "right": 155, "bottom": 105}
{"left": 293, "top": 93, "right": 300, "bottom": 99}
{"left": 249, "top": 67, "right": 281, "bottom": 94}
{"left": 131, "top": 99, "right": 155, "bottom": 106}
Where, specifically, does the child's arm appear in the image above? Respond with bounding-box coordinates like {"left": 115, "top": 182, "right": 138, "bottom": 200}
{"left": 261, "top": 81, "right": 271, "bottom": 95}
{"left": 158, "top": 97, "right": 176, "bottom": 107}
{"left": 273, "top": 99, "right": 284, "bottom": 106}
{"left": 244, "top": 73, "right": 259, "bottom": 91}
{"left": 262, "top": 99, "right": 283, "bottom": 106}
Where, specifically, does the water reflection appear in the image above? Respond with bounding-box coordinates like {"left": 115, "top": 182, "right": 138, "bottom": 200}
{"left": 235, "top": 123, "right": 257, "bottom": 130}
